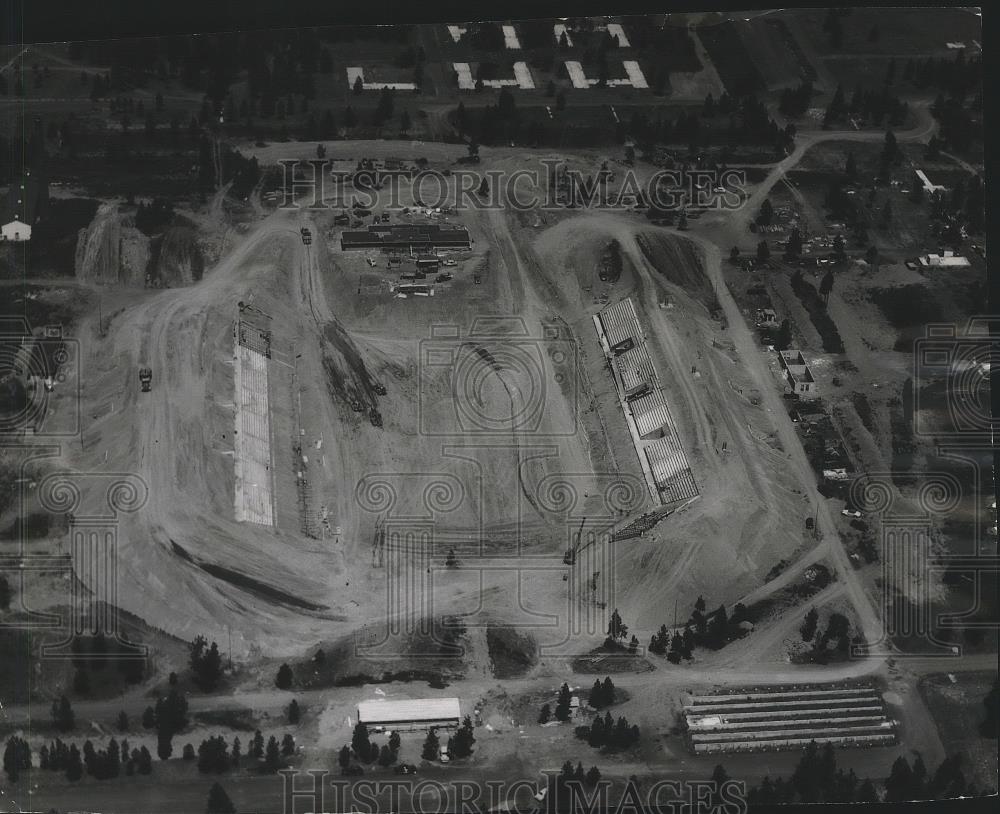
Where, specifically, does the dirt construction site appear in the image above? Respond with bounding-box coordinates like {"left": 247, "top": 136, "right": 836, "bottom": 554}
{"left": 6, "top": 139, "right": 845, "bottom": 676}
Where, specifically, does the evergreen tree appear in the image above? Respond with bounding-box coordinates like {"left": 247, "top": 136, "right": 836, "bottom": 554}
{"left": 66, "top": 744, "right": 84, "bottom": 781}
{"left": 281, "top": 734, "right": 296, "bottom": 757}
{"left": 264, "top": 736, "right": 281, "bottom": 772}
{"left": 287, "top": 699, "right": 300, "bottom": 724}
{"left": 275, "top": 663, "right": 293, "bottom": 690}
{"left": 206, "top": 782, "right": 237, "bottom": 814}
{"left": 606, "top": 609, "right": 628, "bottom": 643}
{"left": 979, "top": 675, "right": 999, "bottom": 738}
{"left": 801, "top": 607, "right": 819, "bottom": 641}
{"left": 538, "top": 703, "right": 551, "bottom": 724}
{"left": 117, "top": 710, "right": 129, "bottom": 732}
{"left": 52, "top": 696, "right": 75, "bottom": 732}
{"left": 555, "top": 683, "right": 573, "bottom": 721}
{"left": 421, "top": 728, "right": 439, "bottom": 761}
{"left": 338, "top": 744, "right": 351, "bottom": 770}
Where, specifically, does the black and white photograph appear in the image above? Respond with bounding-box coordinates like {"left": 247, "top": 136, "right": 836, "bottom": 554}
{"left": 0, "top": 5, "right": 994, "bottom": 813}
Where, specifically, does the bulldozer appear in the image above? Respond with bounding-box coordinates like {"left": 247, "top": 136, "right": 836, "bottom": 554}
{"left": 138, "top": 367, "right": 152, "bottom": 393}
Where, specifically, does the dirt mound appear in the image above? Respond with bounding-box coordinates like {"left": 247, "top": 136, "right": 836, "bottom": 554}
{"left": 153, "top": 224, "right": 206, "bottom": 287}
{"left": 634, "top": 231, "right": 719, "bottom": 313}
{"left": 486, "top": 624, "right": 539, "bottom": 678}
{"left": 74, "top": 203, "right": 150, "bottom": 286}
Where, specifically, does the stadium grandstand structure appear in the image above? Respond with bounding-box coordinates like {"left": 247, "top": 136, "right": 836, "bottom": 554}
{"left": 683, "top": 685, "right": 898, "bottom": 754}
{"left": 593, "top": 298, "right": 698, "bottom": 507}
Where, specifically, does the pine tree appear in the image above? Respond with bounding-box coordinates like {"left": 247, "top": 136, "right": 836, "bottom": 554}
{"left": 801, "top": 607, "right": 819, "bottom": 641}
{"left": 117, "top": 710, "right": 129, "bottom": 732}
{"left": 287, "top": 699, "right": 300, "bottom": 724}
{"left": 264, "top": 736, "right": 281, "bottom": 772}
{"left": 275, "top": 663, "right": 293, "bottom": 689}
{"left": 206, "top": 782, "right": 237, "bottom": 814}
{"left": 338, "top": 744, "right": 351, "bottom": 770}
{"left": 421, "top": 728, "right": 439, "bottom": 761}
{"left": 979, "top": 675, "right": 1000, "bottom": 738}
{"left": 555, "top": 683, "right": 573, "bottom": 721}
{"left": 66, "top": 744, "right": 84, "bottom": 781}
{"left": 538, "top": 703, "right": 551, "bottom": 724}
{"left": 281, "top": 734, "right": 295, "bottom": 757}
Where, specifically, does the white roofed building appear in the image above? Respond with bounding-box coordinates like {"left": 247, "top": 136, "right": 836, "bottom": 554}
{"left": 357, "top": 697, "right": 461, "bottom": 731}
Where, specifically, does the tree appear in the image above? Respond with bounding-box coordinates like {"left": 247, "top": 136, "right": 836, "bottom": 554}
{"left": 606, "top": 609, "right": 628, "bottom": 644}
{"left": 137, "top": 746, "right": 153, "bottom": 774}
{"left": 287, "top": 699, "right": 300, "bottom": 724}
{"left": 275, "top": 663, "right": 293, "bottom": 690}
{"left": 250, "top": 730, "right": 264, "bottom": 759}
{"left": 801, "top": 607, "right": 819, "bottom": 641}
{"left": 555, "top": 683, "right": 573, "bottom": 721}
{"left": 281, "top": 734, "right": 296, "bottom": 757}
{"left": 231, "top": 738, "right": 241, "bottom": 768}
{"left": 775, "top": 319, "right": 792, "bottom": 352}
{"left": 845, "top": 152, "right": 857, "bottom": 181}
{"left": 400, "top": 109, "right": 411, "bottom": 135}
{"left": 585, "top": 765, "right": 601, "bottom": 786}
{"left": 979, "top": 675, "right": 999, "bottom": 738}
{"left": 183, "top": 743, "right": 196, "bottom": 761}
{"left": 351, "top": 723, "right": 371, "bottom": 759}
{"left": 388, "top": 731, "right": 400, "bottom": 756}
{"left": 0, "top": 575, "right": 10, "bottom": 609}
{"left": 729, "top": 246, "right": 740, "bottom": 264}
{"left": 377, "top": 744, "right": 394, "bottom": 766}
{"left": 117, "top": 710, "right": 129, "bottom": 732}
{"left": 785, "top": 228, "right": 803, "bottom": 259}
{"left": 353, "top": 75, "right": 364, "bottom": 95}
{"left": 756, "top": 240, "right": 770, "bottom": 263}
{"left": 538, "top": 703, "right": 551, "bottom": 724}
{"left": 757, "top": 198, "right": 774, "bottom": 226}
{"left": 52, "top": 695, "right": 74, "bottom": 732}
{"left": 3, "top": 736, "right": 31, "bottom": 782}
{"left": 338, "top": 745, "right": 351, "bottom": 771}
{"left": 206, "top": 782, "right": 237, "bottom": 814}
{"left": 885, "top": 755, "right": 915, "bottom": 802}
{"left": 819, "top": 270, "right": 834, "bottom": 303}
{"left": 190, "top": 636, "right": 223, "bottom": 691}
{"left": 421, "top": 728, "right": 439, "bottom": 761}
{"left": 829, "top": 233, "right": 846, "bottom": 263}
{"left": 157, "top": 732, "right": 173, "bottom": 761}
{"left": 264, "top": 736, "right": 281, "bottom": 772}
{"left": 707, "top": 605, "right": 729, "bottom": 648}
{"left": 447, "top": 716, "right": 476, "bottom": 759}
{"left": 66, "top": 744, "right": 84, "bottom": 781}
{"left": 142, "top": 706, "right": 156, "bottom": 729}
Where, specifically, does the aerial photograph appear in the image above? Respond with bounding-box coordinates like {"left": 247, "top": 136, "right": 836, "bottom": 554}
{"left": 0, "top": 5, "right": 994, "bottom": 813}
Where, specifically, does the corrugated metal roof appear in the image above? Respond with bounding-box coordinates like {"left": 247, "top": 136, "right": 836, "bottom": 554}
{"left": 598, "top": 298, "right": 641, "bottom": 349}
{"left": 617, "top": 344, "right": 658, "bottom": 393}
{"left": 357, "top": 698, "right": 461, "bottom": 724}
{"left": 630, "top": 390, "right": 670, "bottom": 437}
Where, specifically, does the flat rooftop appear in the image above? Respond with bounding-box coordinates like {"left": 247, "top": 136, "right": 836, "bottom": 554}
{"left": 357, "top": 697, "right": 461, "bottom": 724}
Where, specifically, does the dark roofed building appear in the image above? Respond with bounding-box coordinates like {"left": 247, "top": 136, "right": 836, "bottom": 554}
{"left": 341, "top": 224, "right": 472, "bottom": 252}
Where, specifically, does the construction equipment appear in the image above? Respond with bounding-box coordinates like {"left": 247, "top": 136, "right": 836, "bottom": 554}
{"left": 138, "top": 367, "right": 152, "bottom": 392}
{"left": 369, "top": 407, "right": 383, "bottom": 428}
{"left": 563, "top": 517, "right": 586, "bottom": 565}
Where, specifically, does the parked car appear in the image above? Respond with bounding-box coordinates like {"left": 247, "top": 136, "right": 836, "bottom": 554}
{"left": 394, "top": 764, "right": 418, "bottom": 775}
{"left": 841, "top": 509, "right": 862, "bottom": 518}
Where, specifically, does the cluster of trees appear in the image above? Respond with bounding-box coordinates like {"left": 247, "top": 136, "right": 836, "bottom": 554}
{"left": 587, "top": 677, "right": 618, "bottom": 709}
{"left": 799, "top": 609, "right": 852, "bottom": 660}
{"left": 740, "top": 741, "right": 987, "bottom": 805}
{"left": 649, "top": 596, "right": 755, "bottom": 661}
{"left": 549, "top": 761, "right": 603, "bottom": 800}
{"left": 190, "top": 635, "right": 225, "bottom": 691}
{"left": 139, "top": 686, "right": 189, "bottom": 760}
{"left": 192, "top": 731, "right": 292, "bottom": 774}
{"left": 821, "top": 81, "right": 909, "bottom": 130}
{"left": 337, "top": 723, "right": 402, "bottom": 772}
{"left": 575, "top": 711, "right": 641, "bottom": 751}
{"left": 3, "top": 736, "right": 31, "bottom": 782}
{"left": 67, "top": 634, "right": 146, "bottom": 694}
{"left": 39, "top": 736, "right": 153, "bottom": 781}
{"left": 446, "top": 716, "right": 477, "bottom": 759}
{"left": 778, "top": 81, "right": 814, "bottom": 118}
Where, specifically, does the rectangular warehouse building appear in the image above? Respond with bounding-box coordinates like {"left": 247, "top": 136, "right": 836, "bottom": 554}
{"left": 341, "top": 224, "right": 472, "bottom": 252}
{"left": 357, "top": 698, "right": 461, "bottom": 731}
